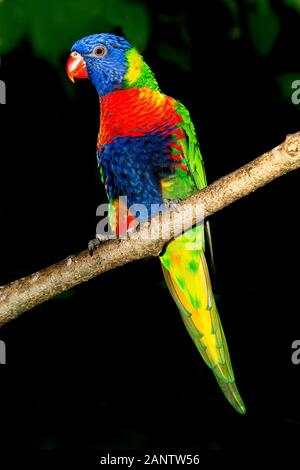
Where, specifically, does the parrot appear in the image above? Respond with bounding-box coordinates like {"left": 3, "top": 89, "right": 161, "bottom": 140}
{"left": 66, "top": 33, "right": 246, "bottom": 414}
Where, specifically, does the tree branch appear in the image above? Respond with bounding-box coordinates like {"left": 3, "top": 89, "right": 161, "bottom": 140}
{"left": 1, "top": 132, "right": 300, "bottom": 327}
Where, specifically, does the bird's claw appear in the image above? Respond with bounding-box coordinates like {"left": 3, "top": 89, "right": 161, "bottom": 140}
{"left": 88, "top": 234, "right": 111, "bottom": 256}
{"left": 163, "top": 198, "right": 180, "bottom": 213}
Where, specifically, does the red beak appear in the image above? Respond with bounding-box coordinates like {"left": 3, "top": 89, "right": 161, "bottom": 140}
{"left": 66, "top": 52, "right": 88, "bottom": 82}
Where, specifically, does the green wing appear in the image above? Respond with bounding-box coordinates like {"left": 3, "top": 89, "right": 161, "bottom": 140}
{"left": 176, "top": 101, "right": 217, "bottom": 267}
{"left": 176, "top": 100, "right": 207, "bottom": 192}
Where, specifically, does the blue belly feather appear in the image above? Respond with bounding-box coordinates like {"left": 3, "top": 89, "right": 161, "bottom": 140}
{"left": 97, "top": 132, "right": 174, "bottom": 215}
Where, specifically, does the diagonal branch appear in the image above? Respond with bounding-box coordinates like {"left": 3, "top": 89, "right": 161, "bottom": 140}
{"left": 1, "top": 132, "right": 300, "bottom": 327}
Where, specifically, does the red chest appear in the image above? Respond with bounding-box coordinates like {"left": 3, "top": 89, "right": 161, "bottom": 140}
{"left": 98, "top": 87, "right": 182, "bottom": 146}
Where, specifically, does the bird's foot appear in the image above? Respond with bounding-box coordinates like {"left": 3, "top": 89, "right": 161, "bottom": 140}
{"left": 88, "top": 234, "right": 111, "bottom": 256}
{"left": 163, "top": 198, "right": 181, "bottom": 213}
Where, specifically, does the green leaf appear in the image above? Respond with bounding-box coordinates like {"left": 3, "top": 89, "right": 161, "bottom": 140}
{"left": 283, "top": 0, "right": 300, "bottom": 12}
{"left": 158, "top": 41, "right": 190, "bottom": 72}
{"left": 0, "top": 0, "right": 150, "bottom": 64}
{"left": 247, "top": 0, "right": 280, "bottom": 55}
{"left": 0, "top": 0, "right": 28, "bottom": 54}
{"left": 104, "top": 0, "right": 150, "bottom": 51}
{"left": 222, "top": 0, "right": 239, "bottom": 19}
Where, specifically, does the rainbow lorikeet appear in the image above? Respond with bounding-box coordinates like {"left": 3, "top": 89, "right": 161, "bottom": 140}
{"left": 66, "top": 33, "right": 246, "bottom": 414}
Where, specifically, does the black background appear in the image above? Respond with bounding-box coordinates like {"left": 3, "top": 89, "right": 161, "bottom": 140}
{"left": 0, "top": 0, "right": 299, "bottom": 457}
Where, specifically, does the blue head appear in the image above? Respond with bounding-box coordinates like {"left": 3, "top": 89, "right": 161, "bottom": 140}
{"left": 67, "top": 33, "right": 159, "bottom": 96}
{"left": 67, "top": 33, "right": 132, "bottom": 96}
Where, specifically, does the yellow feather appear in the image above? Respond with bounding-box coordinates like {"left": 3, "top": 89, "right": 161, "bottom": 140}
{"left": 124, "top": 49, "right": 143, "bottom": 85}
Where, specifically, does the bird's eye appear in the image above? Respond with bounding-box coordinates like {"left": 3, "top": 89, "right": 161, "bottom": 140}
{"left": 93, "top": 46, "right": 107, "bottom": 57}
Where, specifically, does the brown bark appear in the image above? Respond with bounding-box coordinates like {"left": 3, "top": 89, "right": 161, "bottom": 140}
{"left": 0, "top": 132, "right": 300, "bottom": 327}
